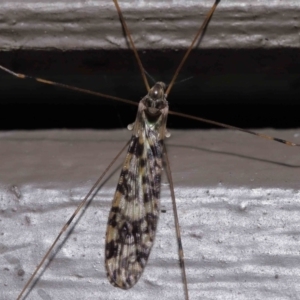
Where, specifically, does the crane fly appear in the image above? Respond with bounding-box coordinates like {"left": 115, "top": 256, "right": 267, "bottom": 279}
{"left": 1, "top": 1, "right": 300, "bottom": 299}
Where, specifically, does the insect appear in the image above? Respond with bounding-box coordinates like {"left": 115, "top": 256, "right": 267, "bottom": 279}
{"left": 1, "top": 1, "right": 300, "bottom": 299}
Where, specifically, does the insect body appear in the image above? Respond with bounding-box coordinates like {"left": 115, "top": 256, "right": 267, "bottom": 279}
{"left": 105, "top": 82, "right": 169, "bottom": 288}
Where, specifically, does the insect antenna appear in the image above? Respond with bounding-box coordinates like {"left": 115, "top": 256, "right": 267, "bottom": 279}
{"left": 143, "top": 68, "right": 158, "bottom": 86}
{"left": 16, "top": 141, "right": 130, "bottom": 300}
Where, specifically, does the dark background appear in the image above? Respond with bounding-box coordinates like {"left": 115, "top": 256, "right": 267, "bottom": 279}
{"left": 1, "top": 48, "right": 299, "bottom": 130}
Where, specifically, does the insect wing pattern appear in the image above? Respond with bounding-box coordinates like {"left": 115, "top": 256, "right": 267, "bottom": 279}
{"left": 105, "top": 82, "right": 169, "bottom": 288}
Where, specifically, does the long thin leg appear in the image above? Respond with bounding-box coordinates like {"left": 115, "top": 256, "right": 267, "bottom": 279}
{"left": 166, "top": 0, "right": 220, "bottom": 95}
{"left": 0, "top": 65, "right": 298, "bottom": 148}
{"left": 163, "top": 144, "right": 189, "bottom": 300}
{"left": 16, "top": 141, "right": 130, "bottom": 300}
{"left": 112, "top": 0, "right": 150, "bottom": 92}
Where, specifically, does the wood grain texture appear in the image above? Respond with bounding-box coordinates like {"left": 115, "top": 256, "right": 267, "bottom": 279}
{"left": 0, "top": 0, "right": 299, "bottom": 50}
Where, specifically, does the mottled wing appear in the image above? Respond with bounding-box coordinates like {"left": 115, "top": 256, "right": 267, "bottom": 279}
{"left": 105, "top": 104, "right": 167, "bottom": 289}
